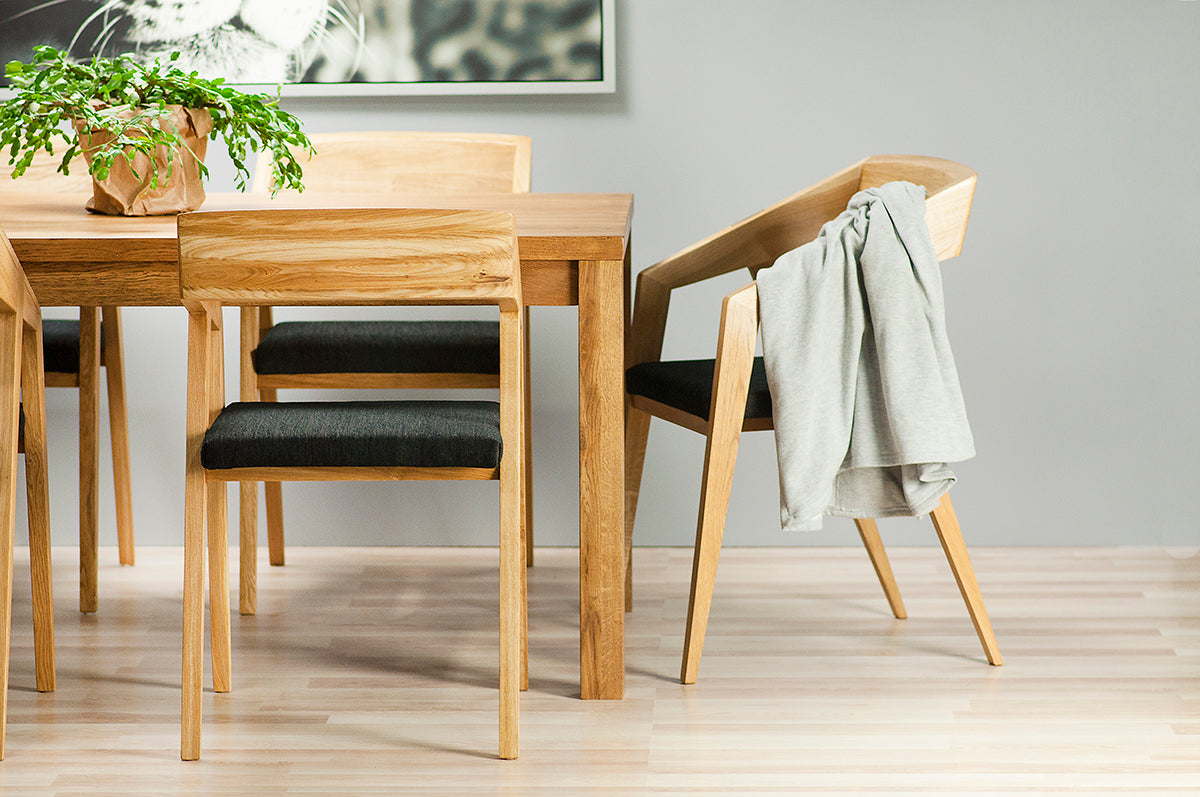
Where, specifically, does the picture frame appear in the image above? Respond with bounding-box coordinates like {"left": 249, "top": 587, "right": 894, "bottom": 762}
{"left": 0, "top": 0, "right": 616, "bottom": 97}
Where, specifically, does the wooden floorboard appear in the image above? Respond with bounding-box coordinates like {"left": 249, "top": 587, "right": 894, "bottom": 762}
{"left": 1, "top": 545, "right": 1197, "bottom": 794}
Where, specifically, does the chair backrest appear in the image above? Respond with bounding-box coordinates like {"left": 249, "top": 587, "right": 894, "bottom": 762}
{"left": 645, "top": 155, "right": 976, "bottom": 291}
{"left": 627, "top": 156, "right": 977, "bottom": 369}
{"left": 0, "top": 225, "right": 26, "bottom": 316}
{"left": 0, "top": 151, "right": 93, "bottom": 193}
{"left": 178, "top": 207, "right": 521, "bottom": 310}
{"left": 252, "top": 131, "right": 532, "bottom": 194}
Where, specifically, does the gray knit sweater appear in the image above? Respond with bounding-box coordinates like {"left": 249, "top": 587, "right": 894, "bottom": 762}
{"left": 756, "top": 181, "right": 974, "bottom": 531}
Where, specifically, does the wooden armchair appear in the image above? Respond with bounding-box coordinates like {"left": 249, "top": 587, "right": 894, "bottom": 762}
{"left": 0, "top": 155, "right": 135, "bottom": 613}
{"left": 178, "top": 207, "right": 526, "bottom": 760}
{"left": 239, "top": 131, "right": 535, "bottom": 616}
{"left": 624, "top": 155, "right": 1001, "bottom": 684}
{"left": 0, "top": 224, "right": 55, "bottom": 758}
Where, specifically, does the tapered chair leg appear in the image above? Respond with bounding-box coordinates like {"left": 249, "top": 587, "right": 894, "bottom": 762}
{"left": 208, "top": 480, "right": 231, "bottom": 693}
{"left": 929, "top": 493, "right": 1002, "bottom": 666}
{"left": 853, "top": 518, "right": 907, "bottom": 619}
{"left": 181, "top": 465, "right": 205, "bottom": 760}
{"left": 264, "top": 481, "right": 285, "bottom": 565}
{"left": 238, "top": 308, "right": 260, "bottom": 616}
{"left": 680, "top": 284, "right": 758, "bottom": 684}
{"left": 101, "top": 307, "right": 135, "bottom": 566}
{"left": 22, "top": 319, "right": 55, "bottom": 692}
{"left": 680, "top": 421, "right": 743, "bottom": 685}
{"left": 0, "top": 312, "right": 19, "bottom": 760}
{"left": 238, "top": 481, "right": 257, "bottom": 615}
{"left": 523, "top": 307, "right": 534, "bottom": 567}
{"left": 78, "top": 307, "right": 101, "bottom": 614}
{"left": 261, "top": 379, "right": 285, "bottom": 569}
{"left": 206, "top": 319, "right": 231, "bottom": 692}
{"left": 623, "top": 405, "right": 653, "bottom": 612}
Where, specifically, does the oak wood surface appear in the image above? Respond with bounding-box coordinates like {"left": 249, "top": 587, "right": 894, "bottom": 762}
{"left": 254, "top": 131, "right": 532, "bottom": 194}
{"left": 1, "top": 192, "right": 632, "bottom": 306}
{"left": 101, "top": 306, "right": 135, "bottom": 566}
{"left": 680, "top": 283, "right": 759, "bottom": 685}
{"left": 0, "top": 224, "right": 56, "bottom": 759}
{"left": 76, "top": 308, "right": 100, "bottom": 614}
{"left": 178, "top": 208, "right": 521, "bottom": 308}
{"left": 624, "top": 156, "right": 993, "bottom": 680}
{"left": 577, "top": 258, "right": 625, "bottom": 701}
{"left": 178, "top": 207, "right": 526, "bottom": 759}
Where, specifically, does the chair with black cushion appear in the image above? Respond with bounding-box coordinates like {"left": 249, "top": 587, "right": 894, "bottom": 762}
{"left": 1, "top": 155, "right": 135, "bottom": 613}
{"left": 239, "top": 131, "right": 534, "bottom": 616}
{"left": 0, "top": 223, "right": 56, "bottom": 758}
{"left": 625, "top": 155, "right": 1002, "bottom": 684}
{"left": 178, "top": 207, "right": 526, "bottom": 760}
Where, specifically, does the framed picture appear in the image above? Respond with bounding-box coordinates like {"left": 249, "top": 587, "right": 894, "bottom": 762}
{"left": 0, "top": 0, "right": 615, "bottom": 95}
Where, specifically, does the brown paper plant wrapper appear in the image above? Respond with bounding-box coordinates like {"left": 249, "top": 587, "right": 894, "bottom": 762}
{"left": 75, "top": 106, "right": 212, "bottom": 216}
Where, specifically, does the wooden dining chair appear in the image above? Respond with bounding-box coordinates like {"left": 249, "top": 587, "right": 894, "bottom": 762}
{"left": 178, "top": 207, "right": 526, "bottom": 760}
{"left": 1, "top": 155, "right": 135, "bottom": 613}
{"left": 624, "top": 155, "right": 1001, "bottom": 684}
{"left": 239, "top": 131, "right": 534, "bottom": 616}
{"left": 0, "top": 224, "right": 56, "bottom": 759}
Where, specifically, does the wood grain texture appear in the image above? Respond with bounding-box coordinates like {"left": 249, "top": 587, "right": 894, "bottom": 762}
{"left": 18, "top": 304, "right": 55, "bottom": 694}
{"left": 2, "top": 545, "right": 1197, "bottom": 790}
{"left": 624, "top": 157, "right": 988, "bottom": 682}
{"left": 178, "top": 208, "right": 521, "bottom": 309}
{"left": 0, "top": 305, "right": 17, "bottom": 760}
{"left": 0, "top": 226, "right": 57, "bottom": 762}
{"left": 854, "top": 517, "right": 907, "bottom": 619}
{"left": 3, "top": 193, "right": 632, "bottom": 308}
{"left": 256, "top": 372, "right": 501, "bottom": 390}
{"left": 76, "top": 307, "right": 100, "bottom": 614}
{"left": 681, "top": 284, "right": 759, "bottom": 685}
{"left": 253, "top": 132, "right": 533, "bottom": 194}
{"left": 181, "top": 305, "right": 212, "bottom": 761}
{"left": 238, "top": 309, "right": 259, "bottom": 616}
{"left": 101, "top": 306, "right": 135, "bottom": 566}
{"left": 178, "top": 208, "right": 526, "bottom": 759}
{"left": 578, "top": 259, "right": 625, "bottom": 700}
{"left": 632, "top": 155, "right": 974, "bottom": 298}
{"left": 930, "top": 493, "right": 1003, "bottom": 665}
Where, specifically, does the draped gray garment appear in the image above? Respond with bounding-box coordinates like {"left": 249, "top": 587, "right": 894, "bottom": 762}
{"left": 756, "top": 181, "right": 974, "bottom": 531}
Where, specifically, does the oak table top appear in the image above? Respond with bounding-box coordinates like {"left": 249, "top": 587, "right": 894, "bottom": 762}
{"left": 0, "top": 191, "right": 633, "bottom": 307}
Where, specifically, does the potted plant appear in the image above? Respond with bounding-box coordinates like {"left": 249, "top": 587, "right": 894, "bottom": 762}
{"left": 0, "top": 46, "right": 312, "bottom": 215}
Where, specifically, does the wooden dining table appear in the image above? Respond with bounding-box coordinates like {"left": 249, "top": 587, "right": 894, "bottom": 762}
{"left": 0, "top": 189, "right": 633, "bottom": 701}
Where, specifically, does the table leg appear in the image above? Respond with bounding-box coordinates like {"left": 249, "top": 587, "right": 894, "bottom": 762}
{"left": 578, "top": 259, "right": 625, "bottom": 700}
{"left": 79, "top": 307, "right": 101, "bottom": 613}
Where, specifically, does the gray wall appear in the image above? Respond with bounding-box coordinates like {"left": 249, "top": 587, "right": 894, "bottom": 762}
{"left": 26, "top": 1, "right": 1200, "bottom": 549}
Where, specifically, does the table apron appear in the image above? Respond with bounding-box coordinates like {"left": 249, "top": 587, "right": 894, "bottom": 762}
{"left": 21, "top": 257, "right": 580, "bottom": 307}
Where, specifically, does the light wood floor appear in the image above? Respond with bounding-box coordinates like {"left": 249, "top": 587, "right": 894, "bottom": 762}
{"left": 1, "top": 545, "right": 1197, "bottom": 795}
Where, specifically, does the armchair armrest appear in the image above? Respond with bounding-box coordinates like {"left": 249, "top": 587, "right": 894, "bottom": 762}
{"left": 628, "top": 159, "right": 863, "bottom": 369}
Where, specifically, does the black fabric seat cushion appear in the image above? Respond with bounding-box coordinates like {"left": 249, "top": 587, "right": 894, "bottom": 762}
{"left": 201, "top": 400, "right": 502, "bottom": 470}
{"left": 626, "top": 357, "right": 773, "bottom": 422}
{"left": 252, "top": 320, "right": 500, "bottom": 375}
{"left": 42, "top": 319, "right": 105, "bottom": 373}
